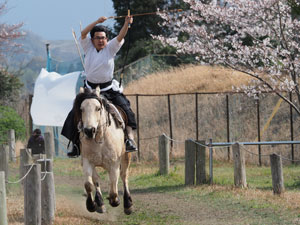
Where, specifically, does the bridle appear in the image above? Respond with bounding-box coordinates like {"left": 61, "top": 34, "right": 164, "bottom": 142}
{"left": 78, "top": 96, "right": 112, "bottom": 144}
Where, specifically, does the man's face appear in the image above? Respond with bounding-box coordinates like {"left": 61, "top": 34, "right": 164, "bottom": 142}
{"left": 92, "top": 31, "right": 108, "bottom": 51}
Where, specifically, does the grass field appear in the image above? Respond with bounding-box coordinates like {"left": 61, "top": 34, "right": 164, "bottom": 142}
{"left": 6, "top": 157, "right": 300, "bottom": 224}
{"left": 7, "top": 64, "right": 300, "bottom": 224}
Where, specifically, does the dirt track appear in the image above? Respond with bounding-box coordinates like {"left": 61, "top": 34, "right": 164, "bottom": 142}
{"left": 53, "top": 174, "right": 300, "bottom": 225}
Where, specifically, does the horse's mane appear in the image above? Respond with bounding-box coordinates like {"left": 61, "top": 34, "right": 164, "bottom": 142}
{"left": 73, "top": 88, "right": 111, "bottom": 125}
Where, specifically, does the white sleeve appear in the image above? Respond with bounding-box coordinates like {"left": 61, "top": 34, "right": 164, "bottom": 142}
{"left": 79, "top": 36, "right": 93, "bottom": 54}
{"left": 107, "top": 37, "right": 124, "bottom": 56}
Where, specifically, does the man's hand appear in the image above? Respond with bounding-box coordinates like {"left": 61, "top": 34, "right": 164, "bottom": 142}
{"left": 125, "top": 16, "right": 133, "bottom": 25}
{"left": 97, "top": 16, "right": 107, "bottom": 24}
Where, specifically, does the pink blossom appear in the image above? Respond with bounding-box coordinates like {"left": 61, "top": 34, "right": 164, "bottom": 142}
{"left": 154, "top": 0, "right": 300, "bottom": 114}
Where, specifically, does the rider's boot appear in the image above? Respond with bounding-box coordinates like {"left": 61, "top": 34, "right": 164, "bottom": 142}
{"left": 67, "top": 132, "right": 81, "bottom": 157}
{"left": 125, "top": 126, "right": 138, "bottom": 153}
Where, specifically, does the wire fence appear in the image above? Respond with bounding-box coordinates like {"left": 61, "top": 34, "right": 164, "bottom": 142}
{"left": 20, "top": 83, "right": 300, "bottom": 164}
{"left": 159, "top": 133, "right": 300, "bottom": 164}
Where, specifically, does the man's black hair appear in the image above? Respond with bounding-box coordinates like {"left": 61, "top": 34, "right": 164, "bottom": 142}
{"left": 90, "top": 25, "right": 109, "bottom": 39}
{"left": 33, "top": 128, "right": 41, "bottom": 135}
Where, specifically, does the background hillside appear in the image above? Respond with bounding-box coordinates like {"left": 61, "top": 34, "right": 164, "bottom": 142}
{"left": 124, "top": 65, "right": 251, "bottom": 94}
{"left": 5, "top": 30, "right": 81, "bottom": 94}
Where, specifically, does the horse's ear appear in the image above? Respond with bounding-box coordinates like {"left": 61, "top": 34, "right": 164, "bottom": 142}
{"left": 95, "top": 86, "right": 101, "bottom": 97}
{"left": 79, "top": 87, "right": 84, "bottom": 93}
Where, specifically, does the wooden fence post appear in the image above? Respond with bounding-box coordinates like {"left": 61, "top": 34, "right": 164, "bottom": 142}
{"left": 185, "top": 139, "right": 196, "bottom": 185}
{"left": 38, "top": 159, "right": 55, "bottom": 225}
{"left": 159, "top": 134, "right": 170, "bottom": 175}
{"left": 24, "top": 164, "right": 41, "bottom": 225}
{"left": 232, "top": 143, "right": 247, "bottom": 188}
{"left": 8, "top": 129, "right": 16, "bottom": 162}
{"left": 0, "top": 145, "right": 8, "bottom": 180}
{"left": 20, "top": 149, "right": 31, "bottom": 186}
{"left": 44, "top": 132, "right": 54, "bottom": 160}
{"left": 196, "top": 140, "right": 206, "bottom": 184}
{"left": 270, "top": 154, "right": 284, "bottom": 195}
{"left": 0, "top": 171, "right": 8, "bottom": 225}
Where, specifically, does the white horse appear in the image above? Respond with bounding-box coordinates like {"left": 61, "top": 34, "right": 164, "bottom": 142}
{"left": 73, "top": 86, "right": 133, "bottom": 215}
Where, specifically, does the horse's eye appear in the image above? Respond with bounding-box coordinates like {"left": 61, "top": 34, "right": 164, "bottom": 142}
{"left": 80, "top": 108, "right": 84, "bottom": 112}
{"left": 96, "top": 107, "right": 100, "bottom": 111}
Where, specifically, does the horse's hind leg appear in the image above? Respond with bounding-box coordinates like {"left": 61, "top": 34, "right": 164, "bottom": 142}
{"left": 83, "top": 158, "right": 97, "bottom": 212}
{"left": 107, "top": 164, "right": 120, "bottom": 207}
{"left": 121, "top": 152, "right": 133, "bottom": 215}
{"left": 92, "top": 168, "right": 106, "bottom": 213}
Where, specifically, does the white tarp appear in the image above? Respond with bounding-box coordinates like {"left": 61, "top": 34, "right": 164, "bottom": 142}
{"left": 31, "top": 68, "right": 81, "bottom": 127}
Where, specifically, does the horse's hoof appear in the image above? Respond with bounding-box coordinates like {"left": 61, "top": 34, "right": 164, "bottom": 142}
{"left": 86, "top": 196, "right": 96, "bottom": 212}
{"left": 108, "top": 197, "right": 120, "bottom": 207}
{"left": 96, "top": 205, "right": 106, "bottom": 213}
{"left": 124, "top": 207, "right": 133, "bottom": 215}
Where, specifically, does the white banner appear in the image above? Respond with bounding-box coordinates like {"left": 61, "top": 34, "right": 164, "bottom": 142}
{"left": 30, "top": 68, "right": 81, "bottom": 127}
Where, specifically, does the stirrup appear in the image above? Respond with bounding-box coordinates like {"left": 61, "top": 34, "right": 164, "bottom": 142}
{"left": 125, "top": 139, "right": 138, "bottom": 152}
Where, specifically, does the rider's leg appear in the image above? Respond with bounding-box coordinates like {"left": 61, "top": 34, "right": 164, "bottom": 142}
{"left": 125, "top": 126, "right": 137, "bottom": 152}
{"left": 68, "top": 131, "right": 80, "bottom": 157}
{"left": 61, "top": 109, "right": 81, "bottom": 157}
{"left": 102, "top": 90, "right": 137, "bottom": 152}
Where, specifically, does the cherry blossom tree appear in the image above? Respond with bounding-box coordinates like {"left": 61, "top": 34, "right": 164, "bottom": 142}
{"left": 0, "top": 1, "right": 24, "bottom": 62}
{"left": 0, "top": 1, "right": 24, "bottom": 105}
{"left": 155, "top": 0, "right": 300, "bottom": 114}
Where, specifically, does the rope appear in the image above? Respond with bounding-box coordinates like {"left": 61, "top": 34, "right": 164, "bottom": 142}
{"left": 239, "top": 144, "right": 300, "bottom": 161}
{"left": 140, "top": 135, "right": 160, "bottom": 140}
{"left": 189, "top": 139, "right": 208, "bottom": 148}
{"left": 5, "top": 163, "right": 35, "bottom": 184}
{"left": 280, "top": 155, "right": 300, "bottom": 162}
{"left": 163, "top": 133, "right": 185, "bottom": 143}
{"left": 240, "top": 145, "right": 270, "bottom": 157}
{"left": 40, "top": 172, "right": 53, "bottom": 181}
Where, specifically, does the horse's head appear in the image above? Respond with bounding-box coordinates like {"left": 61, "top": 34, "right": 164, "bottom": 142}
{"left": 74, "top": 86, "right": 108, "bottom": 140}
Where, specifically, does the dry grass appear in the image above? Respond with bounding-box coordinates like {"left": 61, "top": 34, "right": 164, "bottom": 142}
{"left": 124, "top": 65, "right": 251, "bottom": 95}
{"left": 195, "top": 184, "right": 300, "bottom": 214}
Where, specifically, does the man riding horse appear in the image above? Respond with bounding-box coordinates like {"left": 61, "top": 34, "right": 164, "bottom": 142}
{"left": 62, "top": 15, "right": 137, "bottom": 157}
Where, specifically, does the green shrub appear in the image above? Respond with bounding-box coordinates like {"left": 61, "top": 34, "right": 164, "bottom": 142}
{"left": 0, "top": 106, "right": 26, "bottom": 144}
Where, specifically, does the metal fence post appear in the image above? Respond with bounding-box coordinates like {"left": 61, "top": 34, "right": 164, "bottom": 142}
{"left": 226, "top": 95, "right": 230, "bottom": 161}
{"left": 256, "top": 97, "right": 262, "bottom": 166}
{"left": 195, "top": 93, "right": 199, "bottom": 141}
{"left": 136, "top": 94, "right": 140, "bottom": 160}
{"left": 167, "top": 94, "right": 173, "bottom": 150}
{"left": 209, "top": 139, "right": 213, "bottom": 185}
{"left": 289, "top": 92, "right": 294, "bottom": 163}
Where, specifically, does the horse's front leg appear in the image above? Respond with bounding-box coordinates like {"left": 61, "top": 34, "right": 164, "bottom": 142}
{"left": 92, "top": 168, "right": 106, "bottom": 213}
{"left": 107, "top": 164, "right": 120, "bottom": 207}
{"left": 83, "top": 158, "right": 97, "bottom": 212}
{"left": 121, "top": 152, "right": 133, "bottom": 215}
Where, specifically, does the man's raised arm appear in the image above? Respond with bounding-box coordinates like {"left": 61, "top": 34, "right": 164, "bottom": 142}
{"left": 81, "top": 16, "right": 107, "bottom": 39}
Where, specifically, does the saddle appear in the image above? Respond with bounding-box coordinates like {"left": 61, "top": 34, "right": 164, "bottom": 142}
{"left": 107, "top": 103, "right": 127, "bottom": 130}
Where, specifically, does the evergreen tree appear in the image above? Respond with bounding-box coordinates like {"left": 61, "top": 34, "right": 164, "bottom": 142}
{"left": 111, "top": 0, "right": 187, "bottom": 68}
